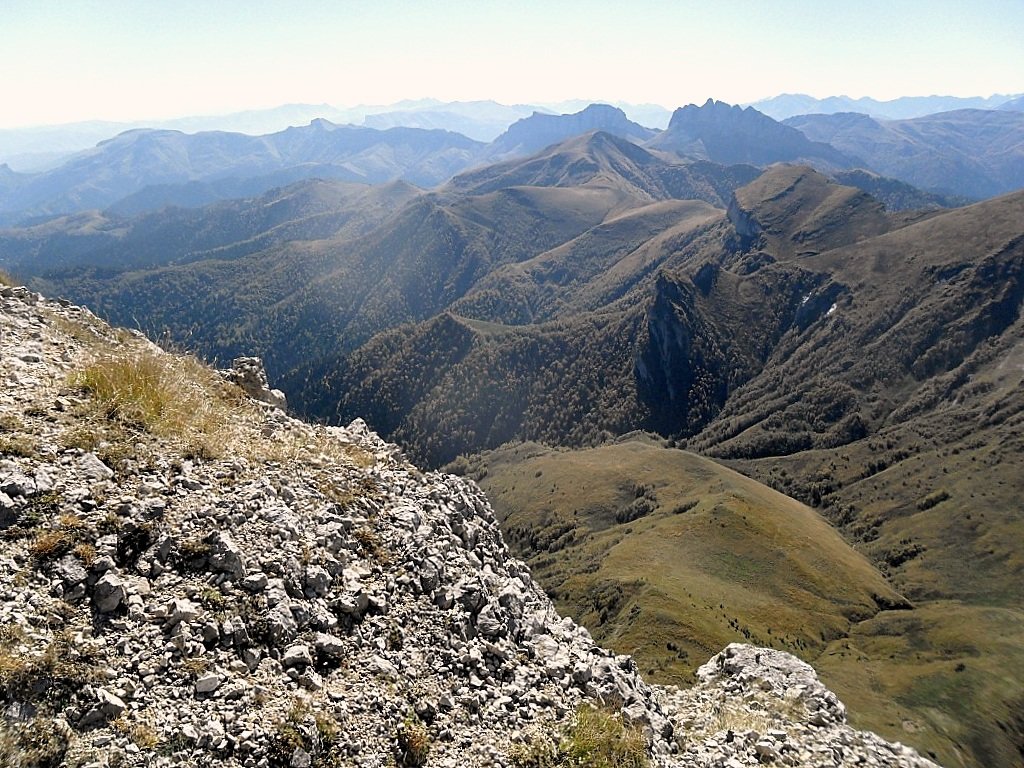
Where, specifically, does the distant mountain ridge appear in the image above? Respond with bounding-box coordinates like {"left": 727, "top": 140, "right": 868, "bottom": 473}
{"left": 362, "top": 100, "right": 542, "bottom": 142}
{"left": 0, "top": 99, "right": 669, "bottom": 171}
{"left": 750, "top": 92, "right": 1022, "bottom": 120}
{"left": 3, "top": 91, "right": 1016, "bottom": 173}
{"left": 0, "top": 121, "right": 483, "bottom": 224}
{"left": 1, "top": 96, "right": 1020, "bottom": 227}
{"left": 999, "top": 95, "right": 1024, "bottom": 111}
{"left": 786, "top": 108, "right": 1024, "bottom": 199}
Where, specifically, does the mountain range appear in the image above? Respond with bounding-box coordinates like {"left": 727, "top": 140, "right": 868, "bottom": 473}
{"left": 0, "top": 99, "right": 672, "bottom": 172}
{"left": 6, "top": 93, "right": 1017, "bottom": 174}
{"left": 0, "top": 121, "right": 482, "bottom": 225}
{"left": 2, "top": 95, "right": 1024, "bottom": 767}
{"left": 2, "top": 96, "right": 1022, "bottom": 227}
{"left": 785, "top": 109, "right": 1024, "bottom": 199}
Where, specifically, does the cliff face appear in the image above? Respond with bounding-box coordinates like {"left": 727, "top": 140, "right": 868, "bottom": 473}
{"left": 0, "top": 283, "right": 938, "bottom": 767}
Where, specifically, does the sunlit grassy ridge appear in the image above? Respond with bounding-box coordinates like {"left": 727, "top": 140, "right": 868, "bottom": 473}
{"left": 58, "top": 315, "right": 373, "bottom": 471}
{"left": 474, "top": 437, "right": 903, "bottom": 681}
{"left": 471, "top": 428, "right": 1024, "bottom": 768}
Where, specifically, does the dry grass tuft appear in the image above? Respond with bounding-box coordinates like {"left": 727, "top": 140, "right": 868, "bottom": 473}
{"left": 268, "top": 703, "right": 345, "bottom": 767}
{"left": 72, "top": 542, "right": 97, "bottom": 567}
{"left": 0, "top": 630, "right": 98, "bottom": 710}
{"left": 0, "top": 269, "right": 15, "bottom": 287}
{"left": 180, "top": 657, "right": 212, "bottom": 677}
{"left": 28, "top": 514, "right": 87, "bottom": 563}
{"left": 705, "top": 702, "right": 775, "bottom": 737}
{"left": 71, "top": 348, "right": 255, "bottom": 460}
{"left": 111, "top": 716, "right": 160, "bottom": 750}
{"left": 69, "top": 344, "right": 375, "bottom": 472}
{"left": 0, "top": 716, "right": 70, "bottom": 767}
{"left": 0, "top": 413, "right": 24, "bottom": 432}
{"left": 560, "top": 705, "right": 648, "bottom": 768}
{"left": 261, "top": 427, "right": 376, "bottom": 470}
{"left": 0, "top": 433, "right": 37, "bottom": 458}
{"left": 396, "top": 716, "right": 431, "bottom": 767}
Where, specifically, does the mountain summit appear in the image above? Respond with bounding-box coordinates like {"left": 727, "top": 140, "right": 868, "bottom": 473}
{"left": 485, "top": 103, "right": 657, "bottom": 161}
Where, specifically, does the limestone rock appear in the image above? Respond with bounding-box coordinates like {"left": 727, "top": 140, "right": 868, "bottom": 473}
{"left": 195, "top": 672, "right": 223, "bottom": 694}
{"left": 220, "top": 356, "right": 287, "bottom": 410}
{"left": 92, "top": 573, "right": 126, "bottom": 613}
{"left": 282, "top": 644, "right": 313, "bottom": 668}
{"left": 208, "top": 531, "right": 247, "bottom": 578}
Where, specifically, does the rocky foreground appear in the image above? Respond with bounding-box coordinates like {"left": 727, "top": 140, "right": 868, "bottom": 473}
{"left": 0, "top": 283, "right": 938, "bottom": 767}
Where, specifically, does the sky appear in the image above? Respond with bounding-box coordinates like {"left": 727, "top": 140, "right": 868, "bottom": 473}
{"left": 2, "top": 0, "right": 1023, "bottom": 128}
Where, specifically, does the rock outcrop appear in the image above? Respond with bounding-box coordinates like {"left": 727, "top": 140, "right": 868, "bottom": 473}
{"left": 219, "top": 356, "right": 287, "bottom": 411}
{"left": 0, "top": 283, "right": 939, "bottom": 767}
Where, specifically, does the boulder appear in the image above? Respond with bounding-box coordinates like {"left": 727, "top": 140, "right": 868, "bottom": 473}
{"left": 92, "top": 573, "right": 126, "bottom": 613}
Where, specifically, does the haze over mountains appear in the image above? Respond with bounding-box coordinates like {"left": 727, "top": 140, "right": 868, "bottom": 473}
{"left": 0, "top": 99, "right": 674, "bottom": 173}
{"left": 6, "top": 92, "right": 1020, "bottom": 173}
{"left": 0, "top": 121, "right": 483, "bottom": 225}
{"left": 785, "top": 109, "right": 1024, "bottom": 200}
{"left": 3, "top": 95, "right": 1021, "bottom": 228}
{"left": 750, "top": 92, "right": 1023, "bottom": 120}
{"left": 1, "top": 91, "right": 1023, "bottom": 768}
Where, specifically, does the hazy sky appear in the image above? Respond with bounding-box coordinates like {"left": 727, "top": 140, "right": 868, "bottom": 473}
{"left": 3, "top": 0, "right": 1022, "bottom": 128}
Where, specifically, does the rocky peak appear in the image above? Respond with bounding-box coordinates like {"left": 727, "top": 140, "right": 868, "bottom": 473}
{"left": 0, "top": 282, "right": 939, "bottom": 767}
{"left": 650, "top": 99, "right": 855, "bottom": 168}
{"left": 307, "top": 117, "right": 337, "bottom": 131}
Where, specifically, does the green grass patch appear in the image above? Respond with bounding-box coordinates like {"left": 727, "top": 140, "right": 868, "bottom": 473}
{"left": 480, "top": 437, "right": 900, "bottom": 683}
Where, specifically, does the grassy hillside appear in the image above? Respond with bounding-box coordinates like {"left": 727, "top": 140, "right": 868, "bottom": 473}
{"left": 467, "top": 437, "right": 1024, "bottom": 768}
{"left": 473, "top": 438, "right": 904, "bottom": 679}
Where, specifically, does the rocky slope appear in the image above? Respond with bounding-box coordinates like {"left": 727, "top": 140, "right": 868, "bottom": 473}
{"left": 0, "top": 283, "right": 939, "bottom": 767}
